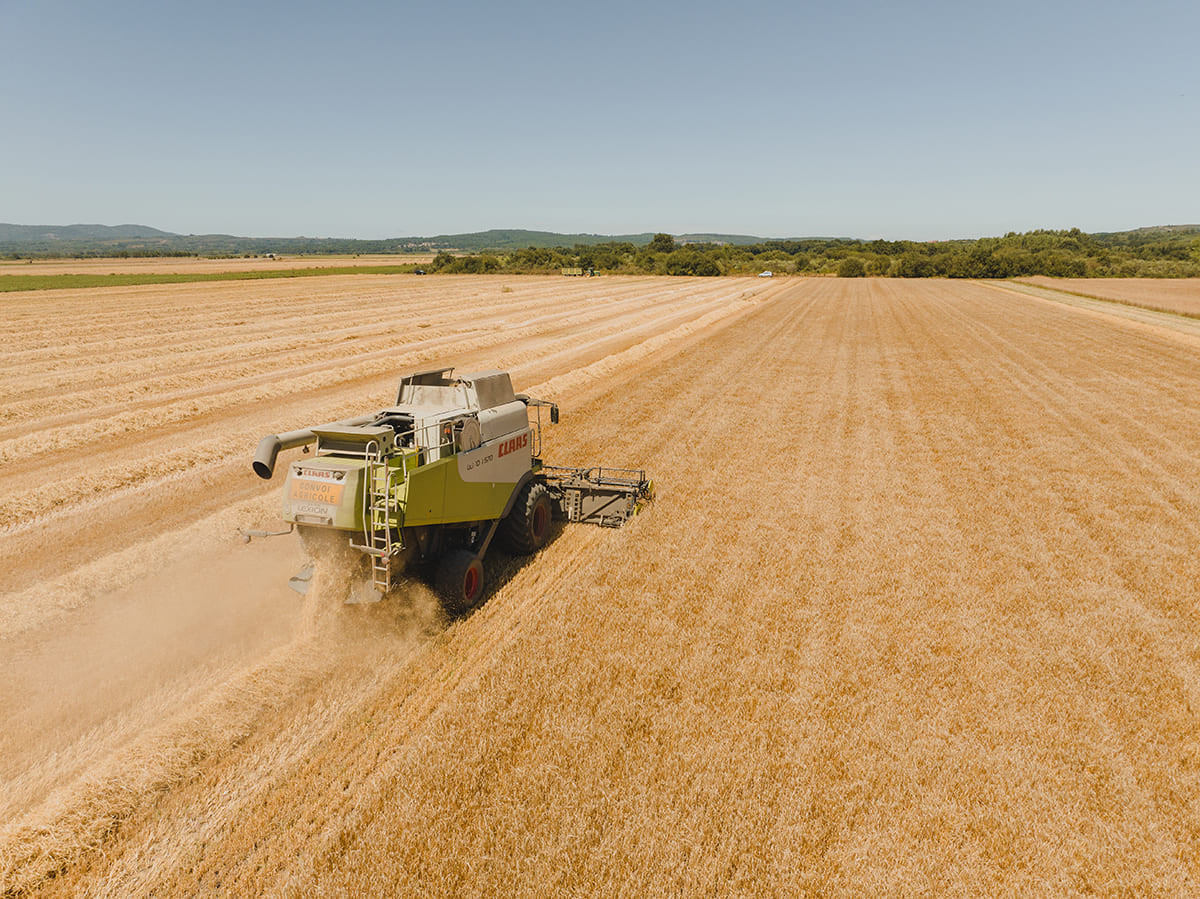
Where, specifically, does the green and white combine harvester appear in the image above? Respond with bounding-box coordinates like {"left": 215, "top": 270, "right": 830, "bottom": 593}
{"left": 248, "top": 368, "right": 652, "bottom": 612}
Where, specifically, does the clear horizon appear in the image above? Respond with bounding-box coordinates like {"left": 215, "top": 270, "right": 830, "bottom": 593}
{"left": 2, "top": 0, "right": 1196, "bottom": 242}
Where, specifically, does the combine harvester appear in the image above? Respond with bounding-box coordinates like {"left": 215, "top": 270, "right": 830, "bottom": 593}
{"left": 248, "top": 368, "right": 652, "bottom": 612}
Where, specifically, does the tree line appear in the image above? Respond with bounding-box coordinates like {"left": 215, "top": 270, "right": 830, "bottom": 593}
{"left": 7, "top": 226, "right": 1197, "bottom": 279}
{"left": 426, "top": 228, "right": 1200, "bottom": 278}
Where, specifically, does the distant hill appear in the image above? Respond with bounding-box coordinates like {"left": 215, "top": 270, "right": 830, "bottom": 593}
{"left": 402, "top": 230, "right": 652, "bottom": 252}
{"left": 403, "top": 230, "right": 766, "bottom": 251}
{"left": 1, "top": 223, "right": 1197, "bottom": 259}
{"left": 0, "top": 223, "right": 176, "bottom": 242}
{"left": 1108, "top": 224, "right": 1200, "bottom": 236}
{"left": 0, "top": 224, "right": 773, "bottom": 257}
{"left": 1090, "top": 224, "right": 1200, "bottom": 247}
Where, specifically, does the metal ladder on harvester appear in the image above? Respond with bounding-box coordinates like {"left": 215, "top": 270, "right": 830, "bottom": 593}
{"left": 362, "top": 446, "right": 400, "bottom": 593}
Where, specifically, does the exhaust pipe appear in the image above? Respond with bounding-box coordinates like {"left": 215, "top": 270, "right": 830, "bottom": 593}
{"left": 252, "top": 414, "right": 378, "bottom": 479}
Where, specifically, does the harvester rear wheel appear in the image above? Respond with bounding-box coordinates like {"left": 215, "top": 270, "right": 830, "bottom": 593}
{"left": 437, "top": 550, "right": 485, "bottom": 614}
{"left": 499, "top": 482, "right": 552, "bottom": 554}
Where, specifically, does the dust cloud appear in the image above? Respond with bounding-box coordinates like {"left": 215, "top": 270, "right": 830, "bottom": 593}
{"left": 0, "top": 538, "right": 301, "bottom": 819}
{"left": 0, "top": 531, "right": 442, "bottom": 894}
{"left": 299, "top": 536, "right": 444, "bottom": 642}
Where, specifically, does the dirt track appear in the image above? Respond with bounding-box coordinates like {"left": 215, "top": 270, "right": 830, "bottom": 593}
{"left": 4, "top": 276, "right": 1200, "bottom": 894}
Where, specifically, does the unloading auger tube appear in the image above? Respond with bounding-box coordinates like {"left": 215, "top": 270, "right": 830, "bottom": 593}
{"left": 244, "top": 367, "right": 652, "bottom": 614}
{"left": 252, "top": 413, "right": 378, "bottom": 480}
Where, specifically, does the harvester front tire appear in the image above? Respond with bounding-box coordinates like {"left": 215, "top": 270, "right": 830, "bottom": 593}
{"left": 437, "top": 550, "right": 485, "bottom": 615}
{"left": 499, "top": 482, "right": 552, "bottom": 554}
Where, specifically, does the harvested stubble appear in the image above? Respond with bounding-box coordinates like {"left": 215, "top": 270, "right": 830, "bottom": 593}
{"left": 1019, "top": 276, "right": 1200, "bottom": 318}
{"left": 0, "top": 253, "right": 434, "bottom": 278}
{"left": 5, "top": 277, "right": 1200, "bottom": 896}
{"left": 0, "top": 272, "right": 776, "bottom": 894}
{"left": 0, "top": 273, "right": 772, "bottom": 609}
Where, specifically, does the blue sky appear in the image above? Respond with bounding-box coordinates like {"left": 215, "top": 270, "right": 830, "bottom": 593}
{"left": 1, "top": 0, "right": 1196, "bottom": 239}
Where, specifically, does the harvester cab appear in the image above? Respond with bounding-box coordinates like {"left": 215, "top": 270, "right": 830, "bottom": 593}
{"left": 248, "top": 367, "right": 651, "bottom": 613}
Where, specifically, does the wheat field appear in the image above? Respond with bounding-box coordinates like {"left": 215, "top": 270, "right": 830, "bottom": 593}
{"left": 3, "top": 275, "right": 1200, "bottom": 895}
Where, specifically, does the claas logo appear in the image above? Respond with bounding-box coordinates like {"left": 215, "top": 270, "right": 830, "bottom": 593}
{"left": 498, "top": 432, "right": 529, "bottom": 458}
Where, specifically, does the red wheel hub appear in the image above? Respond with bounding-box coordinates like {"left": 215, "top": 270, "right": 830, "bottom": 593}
{"left": 532, "top": 503, "right": 549, "bottom": 539}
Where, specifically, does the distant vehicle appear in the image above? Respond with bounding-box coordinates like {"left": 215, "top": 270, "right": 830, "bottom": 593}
{"left": 414, "top": 269, "right": 427, "bottom": 275}
{"left": 758, "top": 270, "right": 773, "bottom": 278}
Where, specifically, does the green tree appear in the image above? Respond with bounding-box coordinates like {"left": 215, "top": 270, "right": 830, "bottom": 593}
{"left": 664, "top": 249, "right": 698, "bottom": 275}
{"left": 648, "top": 233, "right": 676, "bottom": 253}
{"left": 837, "top": 256, "right": 866, "bottom": 278}
{"left": 591, "top": 247, "right": 620, "bottom": 270}
{"left": 635, "top": 250, "right": 661, "bottom": 273}
{"left": 896, "top": 252, "right": 933, "bottom": 278}
{"left": 866, "top": 254, "right": 891, "bottom": 276}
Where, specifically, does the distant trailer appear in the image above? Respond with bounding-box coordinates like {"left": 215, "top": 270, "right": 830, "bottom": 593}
{"left": 561, "top": 267, "right": 584, "bottom": 276}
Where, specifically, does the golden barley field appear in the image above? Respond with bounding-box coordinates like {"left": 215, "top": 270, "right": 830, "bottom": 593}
{"left": 3, "top": 274, "right": 1200, "bottom": 896}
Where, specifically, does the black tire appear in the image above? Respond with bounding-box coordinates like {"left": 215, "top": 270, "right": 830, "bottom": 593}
{"left": 437, "top": 549, "right": 485, "bottom": 614}
{"left": 498, "top": 482, "right": 553, "bottom": 555}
